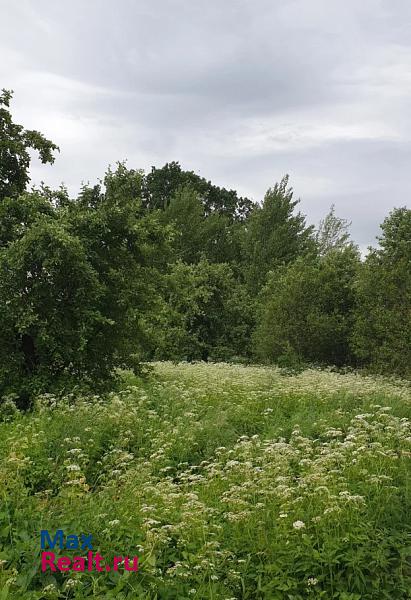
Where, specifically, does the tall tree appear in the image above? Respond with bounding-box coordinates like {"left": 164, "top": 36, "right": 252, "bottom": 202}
{"left": 0, "top": 89, "right": 58, "bottom": 201}
{"left": 243, "top": 175, "right": 315, "bottom": 292}
{"left": 316, "top": 204, "right": 352, "bottom": 255}
{"left": 352, "top": 207, "right": 411, "bottom": 377}
{"left": 162, "top": 186, "right": 207, "bottom": 263}
{"left": 143, "top": 161, "right": 254, "bottom": 221}
{"left": 0, "top": 164, "right": 171, "bottom": 403}
{"left": 161, "top": 184, "right": 244, "bottom": 266}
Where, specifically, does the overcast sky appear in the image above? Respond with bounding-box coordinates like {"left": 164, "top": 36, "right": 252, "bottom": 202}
{"left": 1, "top": 0, "right": 410, "bottom": 249}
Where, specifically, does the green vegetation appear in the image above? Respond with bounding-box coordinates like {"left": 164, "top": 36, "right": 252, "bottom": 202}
{"left": 352, "top": 207, "right": 411, "bottom": 377}
{"left": 0, "top": 167, "right": 170, "bottom": 404}
{"left": 1, "top": 363, "right": 410, "bottom": 598}
{"left": 1, "top": 90, "right": 410, "bottom": 399}
{"left": 254, "top": 246, "right": 360, "bottom": 367}
{"left": 0, "top": 90, "right": 410, "bottom": 598}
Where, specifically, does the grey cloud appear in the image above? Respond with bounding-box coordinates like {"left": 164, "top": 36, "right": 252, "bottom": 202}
{"left": 0, "top": 0, "right": 410, "bottom": 247}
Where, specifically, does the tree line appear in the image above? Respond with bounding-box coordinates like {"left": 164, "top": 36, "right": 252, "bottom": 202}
{"left": 0, "top": 90, "right": 410, "bottom": 405}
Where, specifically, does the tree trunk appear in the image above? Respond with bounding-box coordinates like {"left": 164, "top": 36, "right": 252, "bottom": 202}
{"left": 21, "top": 333, "right": 38, "bottom": 373}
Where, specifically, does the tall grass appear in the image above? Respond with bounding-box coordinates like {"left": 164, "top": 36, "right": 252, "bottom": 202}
{"left": 0, "top": 363, "right": 410, "bottom": 598}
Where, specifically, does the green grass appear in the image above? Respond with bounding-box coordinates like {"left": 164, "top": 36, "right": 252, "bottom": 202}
{"left": 0, "top": 362, "right": 411, "bottom": 599}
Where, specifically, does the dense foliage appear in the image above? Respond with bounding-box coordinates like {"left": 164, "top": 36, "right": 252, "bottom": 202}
{"left": 146, "top": 260, "right": 255, "bottom": 362}
{"left": 352, "top": 208, "right": 411, "bottom": 378}
{"left": 254, "top": 247, "right": 360, "bottom": 367}
{"left": 0, "top": 90, "right": 410, "bottom": 407}
{"left": 0, "top": 163, "right": 170, "bottom": 403}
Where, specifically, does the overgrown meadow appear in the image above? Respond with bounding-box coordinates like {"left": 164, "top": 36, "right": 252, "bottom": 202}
{"left": 1, "top": 362, "right": 410, "bottom": 599}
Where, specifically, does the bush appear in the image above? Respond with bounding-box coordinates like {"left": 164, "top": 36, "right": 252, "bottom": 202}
{"left": 254, "top": 247, "right": 360, "bottom": 366}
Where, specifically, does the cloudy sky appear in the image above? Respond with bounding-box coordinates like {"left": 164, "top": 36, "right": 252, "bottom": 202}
{"left": 1, "top": 0, "right": 410, "bottom": 249}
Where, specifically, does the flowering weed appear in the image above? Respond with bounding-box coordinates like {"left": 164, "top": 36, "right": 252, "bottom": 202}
{"left": 0, "top": 362, "right": 410, "bottom": 598}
